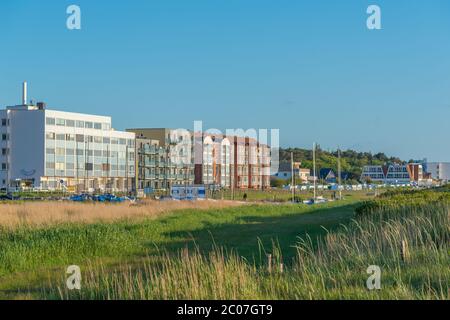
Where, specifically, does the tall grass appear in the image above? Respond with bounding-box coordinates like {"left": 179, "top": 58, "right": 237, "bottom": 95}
{"left": 49, "top": 189, "right": 449, "bottom": 300}
{"left": 0, "top": 200, "right": 242, "bottom": 228}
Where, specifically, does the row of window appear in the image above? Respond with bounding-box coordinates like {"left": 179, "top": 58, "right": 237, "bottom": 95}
{"left": 46, "top": 132, "right": 134, "bottom": 146}
{"left": 45, "top": 170, "right": 132, "bottom": 178}
{"left": 364, "top": 167, "right": 383, "bottom": 173}
{"left": 46, "top": 162, "right": 134, "bottom": 171}
{"left": 46, "top": 117, "right": 111, "bottom": 131}
{"left": 46, "top": 148, "right": 134, "bottom": 159}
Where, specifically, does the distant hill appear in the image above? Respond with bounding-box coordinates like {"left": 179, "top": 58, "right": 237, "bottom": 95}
{"left": 278, "top": 146, "right": 405, "bottom": 182}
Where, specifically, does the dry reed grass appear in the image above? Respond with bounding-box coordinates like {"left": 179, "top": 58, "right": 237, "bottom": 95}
{"left": 0, "top": 200, "right": 244, "bottom": 229}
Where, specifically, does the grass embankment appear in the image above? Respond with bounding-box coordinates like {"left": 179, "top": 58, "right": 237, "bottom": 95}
{"left": 1, "top": 188, "right": 448, "bottom": 300}
{"left": 58, "top": 189, "right": 449, "bottom": 300}
{"left": 0, "top": 197, "right": 360, "bottom": 299}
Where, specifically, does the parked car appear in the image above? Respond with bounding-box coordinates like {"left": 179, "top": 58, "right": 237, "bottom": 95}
{"left": 0, "top": 193, "right": 18, "bottom": 201}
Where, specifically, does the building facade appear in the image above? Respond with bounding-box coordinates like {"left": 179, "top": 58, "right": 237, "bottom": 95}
{"left": 128, "top": 128, "right": 195, "bottom": 191}
{"left": 194, "top": 134, "right": 271, "bottom": 189}
{"left": 1, "top": 83, "right": 136, "bottom": 192}
{"left": 361, "top": 163, "right": 424, "bottom": 184}
{"left": 129, "top": 129, "right": 271, "bottom": 190}
{"left": 272, "top": 162, "right": 311, "bottom": 183}
{"left": 426, "top": 162, "right": 450, "bottom": 181}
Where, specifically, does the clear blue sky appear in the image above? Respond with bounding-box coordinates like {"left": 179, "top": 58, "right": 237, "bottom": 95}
{"left": 1, "top": 0, "right": 449, "bottom": 161}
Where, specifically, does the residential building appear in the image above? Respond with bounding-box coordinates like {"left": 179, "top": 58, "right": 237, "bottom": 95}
{"left": 299, "top": 168, "right": 311, "bottom": 183}
{"left": 129, "top": 129, "right": 271, "bottom": 190}
{"left": 229, "top": 135, "right": 271, "bottom": 189}
{"left": 361, "top": 165, "right": 385, "bottom": 182}
{"left": 406, "top": 163, "right": 424, "bottom": 182}
{"left": 127, "top": 128, "right": 195, "bottom": 191}
{"left": 361, "top": 163, "right": 423, "bottom": 184}
{"left": 319, "top": 168, "right": 337, "bottom": 184}
{"left": 425, "top": 162, "right": 450, "bottom": 181}
{"left": 273, "top": 161, "right": 301, "bottom": 180}
{"left": 196, "top": 134, "right": 271, "bottom": 189}
{"left": 273, "top": 162, "right": 311, "bottom": 183}
{"left": 0, "top": 82, "right": 136, "bottom": 192}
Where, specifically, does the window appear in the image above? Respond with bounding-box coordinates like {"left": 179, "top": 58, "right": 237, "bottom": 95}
{"left": 46, "top": 162, "right": 55, "bottom": 169}
{"left": 46, "top": 132, "right": 55, "bottom": 140}
{"left": 111, "top": 139, "right": 118, "bottom": 145}
{"left": 76, "top": 134, "right": 84, "bottom": 142}
{"left": 119, "top": 138, "right": 126, "bottom": 145}
{"left": 2, "top": 148, "right": 8, "bottom": 156}
{"left": 1, "top": 119, "right": 7, "bottom": 126}
{"left": 56, "top": 118, "right": 65, "bottom": 126}
{"left": 66, "top": 149, "right": 75, "bottom": 156}
{"left": 46, "top": 117, "right": 55, "bottom": 125}
{"left": 46, "top": 148, "right": 55, "bottom": 155}
{"left": 66, "top": 163, "right": 75, "bottom": 170}
{"left": 2, "top": 134, "right": 8, "bottom": 141}
{"left": 56, "top": 134, "right": 65, "bottom": 141}
{"left": 55, "top": 163, "right": 65, "bottom": 170}
{"left": 85, "top": 136, "right": 93, "bottom": 143}
{"left": 85, "top": 122, "right": 93, "bottom": 129}
{"left": 76, "top": 149, "right": 84, "bottom": 156}
{"left": 94, "top": 123, "right": 102, "bottom": 130}
{"left": 66, "top": 120, "right": 75, "bottom": 127}
{"left": 66, "top": 134, "right": 75, "bottom": 141}
{"left": 76, "top": 120, "right": 84, "bottom": 128}
{"left": 103, "top": 137, "right": 110, "bottom": 144}
{"left": 102, "top": 123, "right": 111, "bottom": 130}
{"left": 56, "top": 148, "right": 65, "bottom": 156}
{"left": 94, "top": 136, "right": 102, "bottom": 143}
{"left": 1, "top": 163, "right": 7, "bottom": 170}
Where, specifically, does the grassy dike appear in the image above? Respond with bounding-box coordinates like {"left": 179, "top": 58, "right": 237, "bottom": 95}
{"left": 0, "top": 189, "right": 448, "bottom": 300}
{"left": 0, "top": 198, "right": 359, "bottom": 299}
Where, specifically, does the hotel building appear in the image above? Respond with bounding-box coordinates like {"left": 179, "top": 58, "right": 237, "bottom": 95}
{"left": 0, "top": 83, "right": 136, "bottom": 192}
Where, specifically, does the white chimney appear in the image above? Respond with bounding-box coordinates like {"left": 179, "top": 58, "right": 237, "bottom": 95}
{"left": 22, "top": 81, "right": 28, "bottom": 105}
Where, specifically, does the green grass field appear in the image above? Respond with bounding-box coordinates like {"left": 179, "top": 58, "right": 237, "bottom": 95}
{"left": 0, "top": 189, "right": 448, "bottom": 300}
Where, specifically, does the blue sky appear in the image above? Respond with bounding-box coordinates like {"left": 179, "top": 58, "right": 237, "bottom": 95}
{"left": 1, "top": 0, "right": 449, "bottom": 161}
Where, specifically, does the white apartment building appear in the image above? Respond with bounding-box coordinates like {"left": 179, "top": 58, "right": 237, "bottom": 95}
{"left": 0, "top": 83, "right": 135, "bottom": 192}
{"left": 426, "top": 162, "right": 450, "bottom": 181}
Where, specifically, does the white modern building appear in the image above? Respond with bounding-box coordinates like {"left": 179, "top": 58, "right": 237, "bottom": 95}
{"left": 426, "top": 162, "right": 450, "bottom": 182}
{"left": 0, "top": 82, "right": 135, "bottom": 192}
